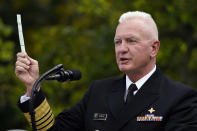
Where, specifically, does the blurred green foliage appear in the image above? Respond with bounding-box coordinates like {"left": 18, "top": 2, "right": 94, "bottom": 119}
{"left": 0, "top": 0, "right": 197, "bottom": 130}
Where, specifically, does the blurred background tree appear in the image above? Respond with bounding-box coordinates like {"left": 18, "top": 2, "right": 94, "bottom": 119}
{"left": 0, "top": 0, "right": 197, "bottom": 130}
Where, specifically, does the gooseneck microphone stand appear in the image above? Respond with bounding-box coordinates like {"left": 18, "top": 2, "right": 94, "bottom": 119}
{"left": 29, "top": 64, "right": 63, "bottom": 131}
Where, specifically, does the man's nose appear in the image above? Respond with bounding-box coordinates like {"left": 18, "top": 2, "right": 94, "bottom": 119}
{"left": 119, "top": 41, "right": 129, "bottom": 53}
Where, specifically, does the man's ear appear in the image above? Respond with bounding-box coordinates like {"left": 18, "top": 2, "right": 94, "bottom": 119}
{"left": 151, "top": 40, "right": 160, "bottom": 58}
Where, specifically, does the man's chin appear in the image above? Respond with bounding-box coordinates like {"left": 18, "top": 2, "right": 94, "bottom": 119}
{"left": 119, "top": 67, "right": 131, "bottom": 73}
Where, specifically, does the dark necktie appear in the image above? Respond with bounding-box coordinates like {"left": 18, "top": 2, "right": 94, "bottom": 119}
{"left": 125, "top": 84, "right": 138, "bottom": 104}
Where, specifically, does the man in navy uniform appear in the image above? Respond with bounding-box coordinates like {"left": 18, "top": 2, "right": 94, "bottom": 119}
{"left": 15, "top": 11, "right": 197, "bottom": 131}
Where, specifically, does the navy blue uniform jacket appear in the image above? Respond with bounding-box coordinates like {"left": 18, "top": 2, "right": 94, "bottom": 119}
{"left": 19, "top": 68, "right": 197, "bottom": 131}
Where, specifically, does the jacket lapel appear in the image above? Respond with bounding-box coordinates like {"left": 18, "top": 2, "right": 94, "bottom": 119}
{"left": 110, "top": 68, "right": 163, "bottom": 131}
{"left": 108, "top": 76, "right": 126, "bottom": 119}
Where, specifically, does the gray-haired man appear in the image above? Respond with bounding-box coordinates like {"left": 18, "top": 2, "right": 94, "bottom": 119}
{"left": 16, "top": 11, "right": 197, "bottom": 131}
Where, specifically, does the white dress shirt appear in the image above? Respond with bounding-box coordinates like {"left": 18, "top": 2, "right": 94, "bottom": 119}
{"left": 124, "top": 65, "right": 156, "bottom": 101}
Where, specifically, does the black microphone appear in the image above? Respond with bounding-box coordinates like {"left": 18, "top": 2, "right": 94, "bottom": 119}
{"left": 45, "top": 69, "right": 81, "bottom": 82}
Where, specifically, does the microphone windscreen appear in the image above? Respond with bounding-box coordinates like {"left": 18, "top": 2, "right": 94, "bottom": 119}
{"left": 70, "top": 70, "right": 82, "bottom": 80}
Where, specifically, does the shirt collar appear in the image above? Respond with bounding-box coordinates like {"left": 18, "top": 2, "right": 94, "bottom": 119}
{"left": 126, "top": 65, "right": 156, "bottom": 91}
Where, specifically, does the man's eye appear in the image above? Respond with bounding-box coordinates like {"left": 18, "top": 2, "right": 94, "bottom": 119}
{"left": 115, "top": 40, "right": 121, "bottom": 45}
{"left": 127, "top": 39, "right": 136, "bottom": 43}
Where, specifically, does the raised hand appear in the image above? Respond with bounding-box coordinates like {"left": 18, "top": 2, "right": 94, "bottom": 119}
{"left": 15, "top": 52, "right": 39, "bottom": 96}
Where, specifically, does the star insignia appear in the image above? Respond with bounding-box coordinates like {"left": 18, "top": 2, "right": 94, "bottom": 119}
{"left": 148, "top": 107, "right": 155, "bottom": 114}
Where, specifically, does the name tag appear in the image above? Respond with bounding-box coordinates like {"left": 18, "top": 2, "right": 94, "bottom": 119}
{"left": 93, "top": 113, "right": 107, "bottom": 121}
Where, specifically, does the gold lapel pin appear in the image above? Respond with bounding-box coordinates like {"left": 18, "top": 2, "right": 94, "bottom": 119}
{"left": 148, "top": 107, "right": 155, "bottom": 114}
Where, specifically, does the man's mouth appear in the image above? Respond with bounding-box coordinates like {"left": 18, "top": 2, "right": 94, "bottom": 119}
{"left": 120, "top": 58, "right": 129, "bottom": 63}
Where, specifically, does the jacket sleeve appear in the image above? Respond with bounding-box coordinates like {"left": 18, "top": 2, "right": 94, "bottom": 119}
{"left": 18, "top": 83, "right": 93, "bottom": 131}
{"left": 18, "top": 90, "right": 55, "bottom": 131}
{"left": 165, "top": 88, "right": 197, "bottom": 131}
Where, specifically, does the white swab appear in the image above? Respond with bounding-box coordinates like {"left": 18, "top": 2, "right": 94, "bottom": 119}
{"left": 17, "top": 14, "right": 26, "bottom": 53}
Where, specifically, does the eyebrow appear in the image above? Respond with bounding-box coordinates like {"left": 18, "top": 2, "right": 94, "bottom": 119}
{"left": 114, "top": 36, "right": 138, "bottom": 41}
{"left": 114, "top": 38, "right": 120, "bottom": 41}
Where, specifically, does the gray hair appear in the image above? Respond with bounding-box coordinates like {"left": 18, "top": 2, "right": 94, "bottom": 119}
{"left": 119, "top": 11, "right": 152, "bottom": 23}
{"left": 119, "top": 11, "right": 158, "bottom": 40}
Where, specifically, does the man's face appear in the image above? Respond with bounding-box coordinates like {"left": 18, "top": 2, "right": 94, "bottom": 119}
{"left": 114, "top": 18, "right": 156, "bottom": 74}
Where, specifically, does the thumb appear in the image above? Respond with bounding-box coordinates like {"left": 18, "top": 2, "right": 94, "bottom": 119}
{"left": 26, "top": 55, "right": 38, "bottom": 65}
